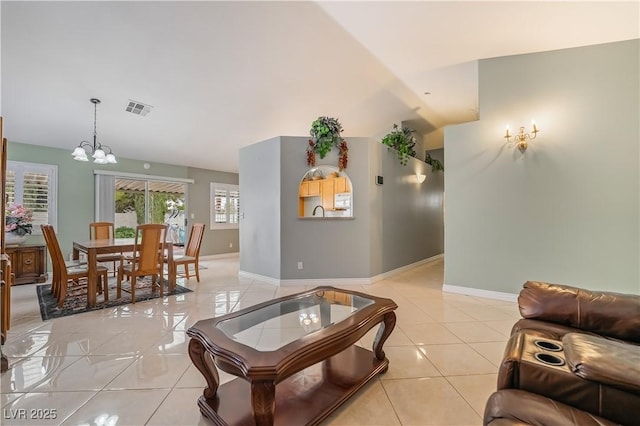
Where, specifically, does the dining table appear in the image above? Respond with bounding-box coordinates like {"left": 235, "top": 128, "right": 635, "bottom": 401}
{"left": 72, "top": 238, "right": 175, "bottom": 308}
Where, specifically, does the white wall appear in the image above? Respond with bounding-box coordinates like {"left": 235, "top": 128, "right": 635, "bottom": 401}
{"left": 239, "top": 135, "right": 444, "bottom": 283}
{"left": 445, "top": 39, "right": 639, "bottom": 296}
{"left": 239, "top": 137, "right": 282, "bottom": 279}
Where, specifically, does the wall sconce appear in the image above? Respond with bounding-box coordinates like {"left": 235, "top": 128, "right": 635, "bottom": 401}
{"left": 416, "top": 173, "right": 426, "bottom": 183}
{"left": 504, "top": 121, "right": 539, "bottom": 152}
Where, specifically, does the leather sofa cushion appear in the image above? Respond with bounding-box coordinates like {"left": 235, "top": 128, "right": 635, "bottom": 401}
{"left": 511, "top": 318, "right": 597, "bottom": 341}
{"left": 484, "top": 389, "right": 618, "bottom": 426}
{"left": 563, "top": 332, "right": 640, "bottom": 394}
{"left": 497, "top": 331, "right": 639, "bottom": 424}
{"left": 518, "top": 281, "right": 640, "bottom": 343}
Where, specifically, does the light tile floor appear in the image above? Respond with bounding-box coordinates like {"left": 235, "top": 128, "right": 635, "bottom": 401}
{"left": 1, "top": 257, "right": 519, "bottom": 425}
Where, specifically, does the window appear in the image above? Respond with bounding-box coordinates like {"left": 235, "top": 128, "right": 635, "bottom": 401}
{"left": 6, "top": 161, "right": 58, "bottom": 233}
{"left": 210, "top": 183, "right": 239, "bottom": 229}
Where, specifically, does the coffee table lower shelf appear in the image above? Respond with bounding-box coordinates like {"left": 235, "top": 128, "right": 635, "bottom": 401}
{"left": 199, "top": 345, "right": 388, "bottom": 426}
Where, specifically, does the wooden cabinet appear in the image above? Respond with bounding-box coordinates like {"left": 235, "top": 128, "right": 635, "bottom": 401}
{"left": 299, "top": 176, "right": 351, "bottom": 216}
{"left": 299, "top": 180, "right": 320, "bottom": 197}
{"left": 334, "top": 176, "right": 349, "bottom": 194}
{"left": 299, "top": 181, "right": 309, "bottom": 197}
{"left": 300, "top": 178, "right": 347, "bottom": 199}
{"left": 321, "top": 179, "right": 335, "bottom": 211}
{"left": 5, "top": 244, "right": 47, "bottom": 285}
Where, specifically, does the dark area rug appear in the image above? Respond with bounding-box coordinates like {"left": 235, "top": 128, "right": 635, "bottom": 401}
{"left": 37, "top": 277, "right": 193, "bottom": 321}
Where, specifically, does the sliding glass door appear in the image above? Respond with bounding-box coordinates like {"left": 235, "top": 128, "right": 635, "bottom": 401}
{"left": 95, "top": 171, "right": 193, "bottom": 245}
{"left": 113, "top": 178, "right": 186, "bottom": 245}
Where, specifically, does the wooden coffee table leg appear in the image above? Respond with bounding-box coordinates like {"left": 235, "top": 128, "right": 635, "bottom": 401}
{"left": 373, "top": 311, "right": 397, "bottom": 362}
{"left": 251, "top": 380, "right": 276, "bottom": 426}
{"left": 188, "top": 338, "right": 220, "bottom": 400}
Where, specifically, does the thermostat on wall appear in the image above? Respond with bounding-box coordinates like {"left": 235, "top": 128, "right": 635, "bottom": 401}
{"left": 375, "top": 176, "right": 383, "bottom": 185}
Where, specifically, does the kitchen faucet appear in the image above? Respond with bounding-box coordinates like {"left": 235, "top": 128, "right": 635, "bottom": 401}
{"left": 312, "top": 205, "right": 325, "bottom": 217}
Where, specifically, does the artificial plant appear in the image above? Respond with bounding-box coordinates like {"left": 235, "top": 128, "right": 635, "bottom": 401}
{"left": 424, "top": 152, "right": 444, "bottom": 172}
{"left": 380, "top": 124, "right": 416, "bottom": 166}
{"left": 306, "top": 116, "right": 348, "bottom": 170}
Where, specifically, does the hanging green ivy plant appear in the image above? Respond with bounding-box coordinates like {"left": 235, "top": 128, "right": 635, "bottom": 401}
{"left": 425, "top": 152, "right": 444, "bottom": 172}
{"left": 306, "top": 116, "right": 348, "bottom": 170}
{"left": 381, "top": 124, "right": 416, "bottom": 166}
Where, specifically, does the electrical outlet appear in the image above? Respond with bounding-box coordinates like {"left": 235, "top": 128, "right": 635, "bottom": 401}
{"left": 297, "top": 261, "right": 303, "bottom": 270}
{"left": 191, "top": 213, "right": 195, "bottom": 219}
{"left": 229, "top": 243, "right": 233, "bottom": 248}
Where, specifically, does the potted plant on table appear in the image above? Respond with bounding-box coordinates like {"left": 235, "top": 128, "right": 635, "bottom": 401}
{"left": 5, "top": 204, "right": 33, "bottom": 245}
{"left": 306, "top": 116, "right": 348, "bottom": 170}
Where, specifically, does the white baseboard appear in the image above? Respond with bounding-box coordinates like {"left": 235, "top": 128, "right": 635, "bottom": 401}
{"left": 369, "top": 254, "right": 443, "bottom": 283}
{"left": 237, "top": 271, "right": 281, "bottom": 286}
{"left": 200, "top": 252, "right": 239, "bottom": 260}
{"left": 238, "top": 253, "right": 444, "bottom": 287}
{"left": 443, "top": 284, "right": 518, "bottom": 302}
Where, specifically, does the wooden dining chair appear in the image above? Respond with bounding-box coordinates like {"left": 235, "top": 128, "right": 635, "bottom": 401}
{"left": 41, "top": 224, "right": 109, "bottom": 308}
{"left": 167, "top": 223, "right": 205, "bottom": 282}
{"left": 117, "top": 224, "right": 168, "bottom": 303}
{"left": 41, "top": 224, "right": 88, "bottom": 299}
{"left": 89, "top": 222, "right": 123, "bottom": 276}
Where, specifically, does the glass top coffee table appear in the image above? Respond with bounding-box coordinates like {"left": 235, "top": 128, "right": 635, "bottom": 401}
{"left": 187, "top": 286, "right": 397, "bottom": 426}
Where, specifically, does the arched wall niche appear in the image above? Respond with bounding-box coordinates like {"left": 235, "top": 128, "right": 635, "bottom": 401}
{"left": 298, "top": 165, "right": 353, "bottom": 218}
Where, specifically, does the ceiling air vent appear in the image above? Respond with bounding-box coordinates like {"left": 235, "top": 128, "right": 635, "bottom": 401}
{"left": 125, "top": 100, "right": 153, "bottom": 116}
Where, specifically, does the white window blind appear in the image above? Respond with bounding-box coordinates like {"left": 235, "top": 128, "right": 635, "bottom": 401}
{"left": 210, "top": 183, "right": 239, "bottom": 229}
{"left": 229, "top": 189, "right": 240, "bottom": 224}
{"left": 6, "top": 161, "right": 58, "bottom": 233}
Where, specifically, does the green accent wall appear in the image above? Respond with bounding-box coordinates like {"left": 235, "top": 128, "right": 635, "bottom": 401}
{"left": 6, "top": 141, "right": 237, "bottom": 261}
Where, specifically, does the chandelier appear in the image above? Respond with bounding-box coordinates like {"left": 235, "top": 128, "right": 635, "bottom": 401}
{"left": 72, "top": 98, "right": 117, "bottom": 164}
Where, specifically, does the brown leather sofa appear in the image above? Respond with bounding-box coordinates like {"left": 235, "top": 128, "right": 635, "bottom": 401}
{"left": 511, "top": 281, "right": 640, "bottom": 343}
{"left": 484, "top": 389, "right": 618, "bottom": 426}
{"left": 485, "top": 281, "right": 640, "bottom": 426}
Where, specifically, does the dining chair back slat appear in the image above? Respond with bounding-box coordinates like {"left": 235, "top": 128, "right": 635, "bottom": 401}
{"left": 89, "top": 222, "right": 114, "bottom": 240}
{"left": 89, "top": 221, "right": 123, "bottom": 276}
{"left": 117, "top": 223, "right": 168, "bottom": 303}
{"left": 41, "top": 224, "right": 61, "bottom": 298}
{"left": 136, "top": 225, "right": 166, "bottom": 273}
{"left": 41, "top": 224, "right": 108, "bottom": 308}
{"left": 185, "top": 223, "right": 205, "bottom": 258}
{"left": 168, "top": 223, "right": 205, "bottom": 282}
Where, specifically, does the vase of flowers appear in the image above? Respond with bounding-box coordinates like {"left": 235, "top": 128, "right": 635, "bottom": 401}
{"left": 5, "top": 204, "right": 33, "bottom": 246}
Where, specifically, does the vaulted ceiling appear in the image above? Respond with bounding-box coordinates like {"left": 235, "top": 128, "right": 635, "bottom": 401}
{"left": 2, "top": 1, "right": 637, "bottom": 173}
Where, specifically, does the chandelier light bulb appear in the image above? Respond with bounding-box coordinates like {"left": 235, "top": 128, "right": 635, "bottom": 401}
{"left": 93, "top": 147, "right": 106, "bottom": 159}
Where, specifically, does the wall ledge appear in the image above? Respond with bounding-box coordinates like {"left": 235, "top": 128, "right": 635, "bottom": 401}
{"left": 443, "top": 284, "right": 518, "bottom": 302}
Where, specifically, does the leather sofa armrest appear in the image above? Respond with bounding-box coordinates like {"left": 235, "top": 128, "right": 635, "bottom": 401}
{"left": 563, "top": 332, "right": 640, "bottom": 394}
{"left": 518, "top": 281, "right": 640, "bottom": 343}
{"left": 496, "top": 332, "right": 526, "bottom": 390}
